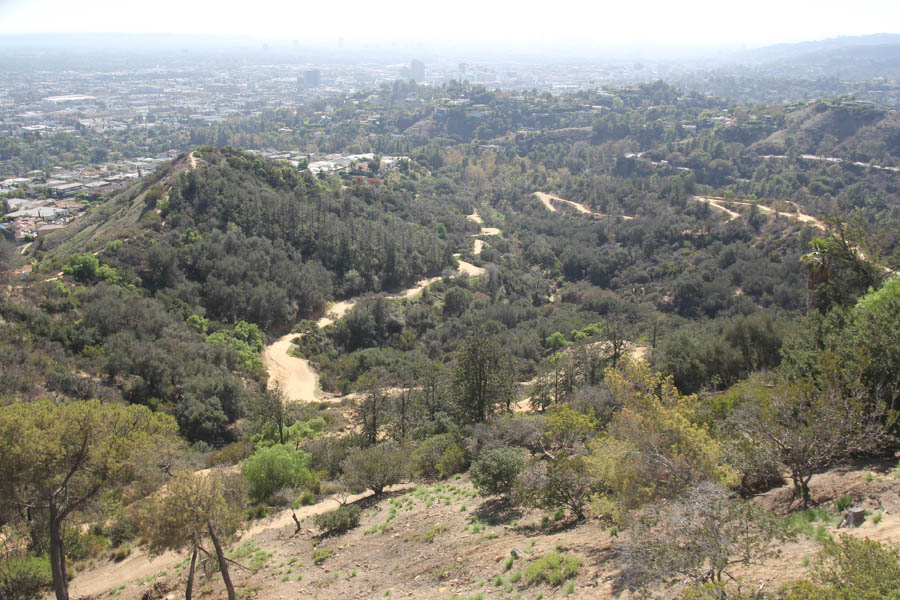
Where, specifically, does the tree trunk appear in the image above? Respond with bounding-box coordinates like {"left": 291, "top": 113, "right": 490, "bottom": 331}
{"left": 800, "top": 474, "right": 813, "bottom": 507}
{"left": 185, "top": 545, "right": 198, "bottom": 600}
{"left": 48, "top": 503, "right": 69, "bottom": 600}
{"left": 208, "top": 521, "right": 235, "bottom": 600}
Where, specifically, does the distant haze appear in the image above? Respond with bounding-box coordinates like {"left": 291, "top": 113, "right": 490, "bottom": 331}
{"left": 1, "top": 0, "right": 898, "bottom": 50}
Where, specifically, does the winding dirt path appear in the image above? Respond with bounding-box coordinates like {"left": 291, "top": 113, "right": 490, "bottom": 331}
{"left": 533, "top": 191, "right": 633, "bottom": 220}
{"left": 467, "top": 210, "right": 501, "bottom": 256}
{"left": 694, "top": 196, "right": 825, "bottom": 230}
{"left": 694, "top": 195, "right": 742, "bottom": 220}
{"left": 263, "top": 259, "right": 487, "bottom": 406}
{"left": 262, "top": 335, "right": 321, "bottom": 404}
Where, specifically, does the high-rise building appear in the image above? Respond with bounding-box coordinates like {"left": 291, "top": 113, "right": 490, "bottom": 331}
{"left": 410, "top": 59, "right": 425, "bottom": 82}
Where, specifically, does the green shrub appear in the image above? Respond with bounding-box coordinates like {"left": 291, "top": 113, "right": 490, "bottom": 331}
{"left": 800, "top": 535, "right": 900, "bottom": 600}
{"left": 242, "top": 444, "right": 314, "bottom": 503}
{"left": 412, "top": 434, "right": 458, "bottom": 479}
{"left": 313, "top": 505, "right": 361, "bottom": 535}
{"left": 523, "top": 552, "right": 581, "bottom": 587}
{"left": 423, "top": 525, "right": 448, "bottom": 542}
{"left": 438, "top": 443, "right": 468, "bottom": 479}
{"left": 691, "top": 536, "right": 900, "bottom": 600}
{"left": 470, "top": 447, "right": 525, "bottom": 498}
{"left": 304, "top": 435, "right": 361, "bottom": 480}
{"left": 341, "top": 442, "right": 409, "bottom": 496}
{"left": 64, "top": 528, "right": 109, "bottom": 560}
{"left": 208, "top": 440, "right": 253, "bottom": 467}
{"left": 835, "top": 493, "right": 853, "bottom": 512}
{"left": 0, "top": 554, "right": 53, "bottom": 600}
{"left": 105, "top": 513, "right": 139, "bottom": 547}
{"left": 296, "top": 490, "right": 316, "bottom": 506}
{"left": 312, "top": 548, "right": 333, "bottom": 565}
{"left": 786, "top": 508, "right": 837, "bottom": 541}
{"left": 62, "top": 253, "right": 100, "bottom": 281}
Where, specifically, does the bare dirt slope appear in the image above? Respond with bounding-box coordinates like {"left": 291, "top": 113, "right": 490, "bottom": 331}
{"left": 68, "top": 484, "right": 413, "bottom": 599}
{"left": 71, "top": 462, "right": 900, "bottom": 600}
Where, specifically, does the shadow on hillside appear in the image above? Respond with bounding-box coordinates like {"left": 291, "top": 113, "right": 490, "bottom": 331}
{"left": 473, "top": 498, "right": 524, "bottom": 525}
{"left": 514, "top": 516, "right": 583, "bottom": 537}
{"left": 580, "top": 541, "right": 632, "bottom": 597}
{"left": 354, "top": 488, "right": 409, "bottom": 511}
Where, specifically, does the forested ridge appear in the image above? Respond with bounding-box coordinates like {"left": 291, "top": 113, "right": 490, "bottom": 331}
{"left": 2, "top": 81, "right": 899, "bottom": 600}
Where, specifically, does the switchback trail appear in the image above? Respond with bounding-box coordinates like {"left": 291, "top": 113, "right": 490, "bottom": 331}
{"left": 694, "top": 195, "right": 826, "bottom": 230}
{"left": 467, "top": 209, "right": 500, "bottom": 256}
{"left": 263, "top": 259, "right": 487, "bottom": 406}
{"left": 693, "top": 196, "right": 893, "bottom": 274}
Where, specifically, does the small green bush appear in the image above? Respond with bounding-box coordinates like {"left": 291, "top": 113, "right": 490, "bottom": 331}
{"left": 835, "top": 493, "right": 853, "bottom": 512}
{"left": 412, "top": 434, "right": 465, "bottom": 479}
{"left": 297, "top": 490, "right": 316, "bottom": 506}
{"left": 340, "top": 442, "right": 409, "bottom": 496}
{"left": 242, "top": 444, "right": 314, "bottom": 503}
{"left": 470, "top": 447, "right": 525, "bottom": 498}
{"left": 64, "top": 527, "right": 109, "bottom": 560}
{"left": 804, "top": 535, "right": 900, "bottom": 599}
{"left": 438, "top": 443, "right": 468, "bottom": 479}
{"left": 0, "top": 554, "right": 53, "bottom": 600}
{"left": 208, "top": 440, "right": 253, "bottom": 467}
{"left": 312, "top": 548, "right": 333, "bottom": 565}
{"left": 424, "top": 525, "right": 448, "bottom": 542}
{"left": 523, "top": 552, "right": 581, "bottom": 587}
{"left": 313, "top": 505, "right": 361, "bottom": 535}
{"left": 104, "top": 513, "right": 139, "bottom": 548}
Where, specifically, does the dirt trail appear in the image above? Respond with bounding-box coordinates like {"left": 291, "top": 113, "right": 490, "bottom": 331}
{"left": 696, "top": 196, "right": 897, "bottom": 275}
{"left": 467, "top": 209, "right": 501, "bottom": 248}
{"left": 188, "top": 151, "right": 198, "bottom": 170}
{"left": 262, "top": 335, "right": 321, "bottom": 404}
{"left": 695, "top": 195, "right": 741, "bottom": 220}
{"left": 69, "top": 483, "right": 414, "bottom": 599}
{"left": 694, "top": 196, "right": 826, "bottom": 230}
{"left": 263, "top": 259, "right": 487, "bottom": 406}
{"left": 533, "top": 191, "right": 633, "bottom": 220}
{"left": 762, "top": 153, "right": 900, "bottom": 173}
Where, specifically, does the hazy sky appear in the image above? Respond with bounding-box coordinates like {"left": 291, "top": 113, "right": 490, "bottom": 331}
{"left": 1, "top": 0, "right": 898, "bottom": 48}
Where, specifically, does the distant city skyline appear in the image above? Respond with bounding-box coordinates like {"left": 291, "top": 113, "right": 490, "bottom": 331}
{"left": 1, "top": 0, "right": 898, "bottom": 49}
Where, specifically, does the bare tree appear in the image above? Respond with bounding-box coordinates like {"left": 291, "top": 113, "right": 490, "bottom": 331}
{"left": 734, "top": 371, "right": 888, "bottom": 506}
{"left": 616, "top": 482, "right": 785, "bottom": 592}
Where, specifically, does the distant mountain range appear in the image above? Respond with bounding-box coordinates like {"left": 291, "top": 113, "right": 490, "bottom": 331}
{"left": 729, "top": 34, "right": 900, "bottom": 79}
